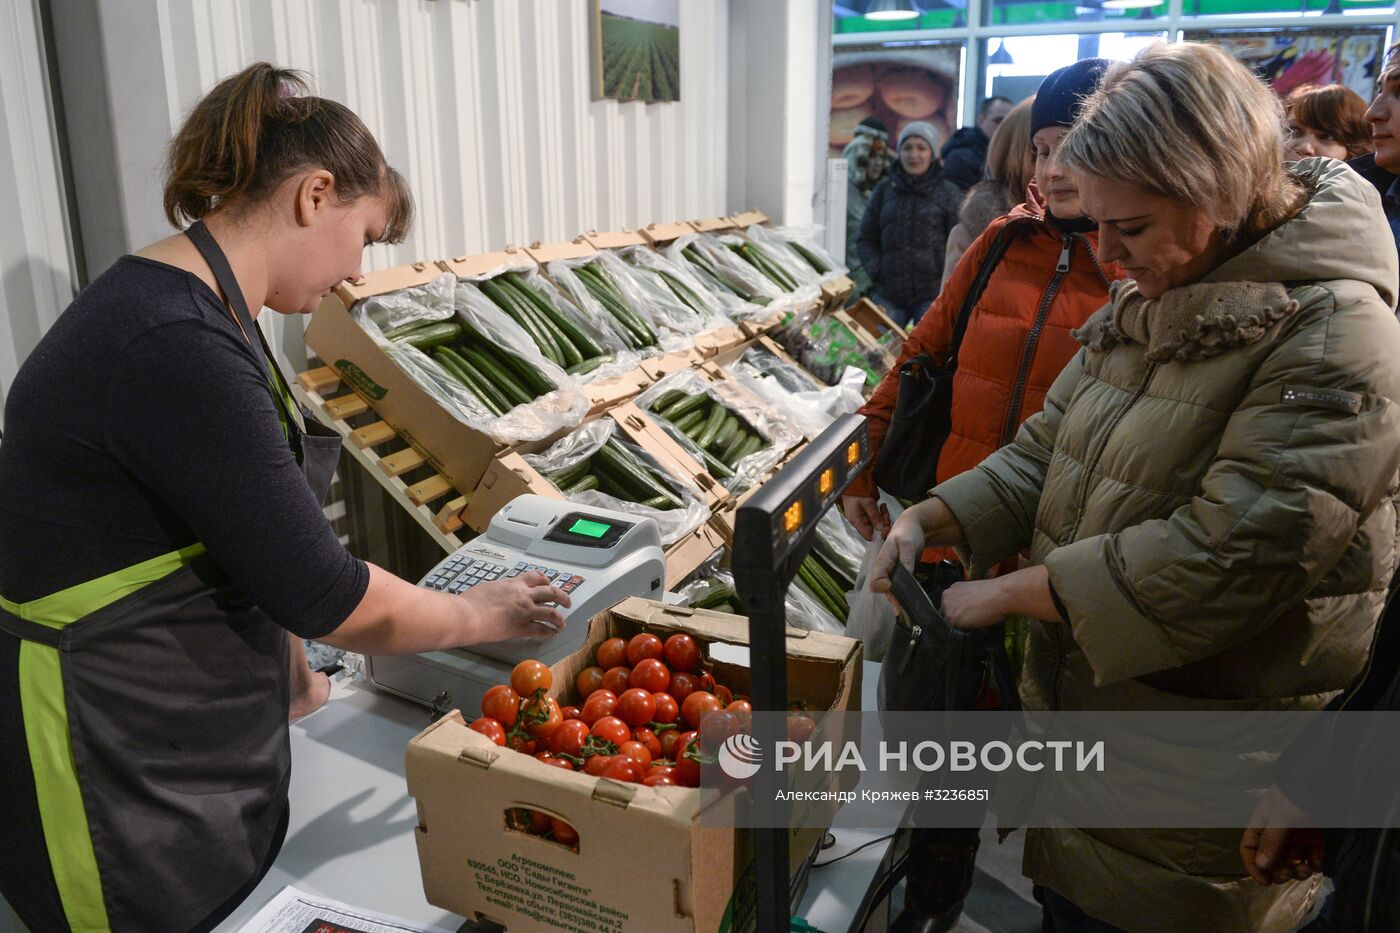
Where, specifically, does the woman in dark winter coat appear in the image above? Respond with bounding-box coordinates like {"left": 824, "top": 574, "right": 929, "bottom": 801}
{"left": 855, "top": 121, "right": 963, "bottom": 327}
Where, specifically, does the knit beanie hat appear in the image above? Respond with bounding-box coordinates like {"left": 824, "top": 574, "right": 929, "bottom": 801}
{"left": 1031, "top": 58, "right": 1109, "bottom": 137}
{"left": 856, "top": 115, "right": 890, "bottom": 143}
{"left": 897, "top": 121, "right": 939, "bottom": 153}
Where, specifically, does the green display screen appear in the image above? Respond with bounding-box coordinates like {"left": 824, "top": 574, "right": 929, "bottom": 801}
{"left": 569, "top": 518, "right": 612, "bottom": 539}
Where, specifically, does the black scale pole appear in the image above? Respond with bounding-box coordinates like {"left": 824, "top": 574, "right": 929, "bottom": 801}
{"left": 731, "top": 414, "right": 872, "bottom": 933}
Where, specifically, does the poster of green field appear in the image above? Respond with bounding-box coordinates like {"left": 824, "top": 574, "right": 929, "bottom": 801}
{"left": 591, "top": 0, "right": 681, "bottom": 102}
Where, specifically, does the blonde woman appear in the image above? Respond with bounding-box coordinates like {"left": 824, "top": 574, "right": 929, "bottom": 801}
{"left": 941, "top": 95, "right": 1036, "bottom": 286}
{"left": 874, "top": 43, "right": 1400, "bottom": 932}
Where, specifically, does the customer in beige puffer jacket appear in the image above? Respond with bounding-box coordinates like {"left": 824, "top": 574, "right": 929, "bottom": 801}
{"left": 873, "top": 44, "right": 1400, "bottom": 933}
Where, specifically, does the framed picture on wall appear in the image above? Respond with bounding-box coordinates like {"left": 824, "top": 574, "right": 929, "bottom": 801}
{"left": 1184, "top": 27, "right": 1387, "bottom": 103}
{"left": 590, "top": 0, "right": 681, "bottom": 103}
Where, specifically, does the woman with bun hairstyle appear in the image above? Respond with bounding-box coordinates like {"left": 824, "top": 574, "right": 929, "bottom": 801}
{"left": 1283, "top": 83, "right": 1373, "bottom": 162}
{"left": 0, "top": 63, "right": 571, "bottom": 932}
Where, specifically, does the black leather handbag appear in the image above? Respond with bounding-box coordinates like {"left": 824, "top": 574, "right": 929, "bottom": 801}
{"left": 878, "top": 561, "right": 1020, "bottom": 715}
{"left": 872, "top": 226, "right": 1019, "bottom": 500}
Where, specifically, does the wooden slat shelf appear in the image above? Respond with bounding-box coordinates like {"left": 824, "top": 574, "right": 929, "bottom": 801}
{"left": 293, "top": 369, "right": 469, "bottom": 554}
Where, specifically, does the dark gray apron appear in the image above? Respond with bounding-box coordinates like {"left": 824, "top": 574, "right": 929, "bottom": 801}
{"left": 0, "top": 221, "right": 343, "bottom": 932}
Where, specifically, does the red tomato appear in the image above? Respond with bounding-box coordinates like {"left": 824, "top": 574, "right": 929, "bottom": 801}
{"left": 529, "top": 810, "right": 551, "bottom": 835}
{"left": 506, "top": 733, "right": 536, "bottom": 755}
{"left": 629, "top": 658, "right": 671, "bottom": 694}
{"left": 481, "top": 685, "right": 520, "bottom": 727}
{"left": 659, "top": 729, "right": 682, "bottom": 759}
{"left": 700, "top": 711, "right": 742, "bottom": 753}
{"left": 560, "top": 706, "right": 581, "bottom": 721}
{"left": 601, "top": 756, "right": 643, "bottom": 783}
{"left": 469, "top": 717, "right": 506, "bottom": 746}
{"left": 510, "top": 659, "right": 552, "bottom": 697}
{"left": 595, "top": 637, "right": 628, "bottom": 670}
{"left": 550, "top": 818, "right": 579, "bottom": 846}
{"left": 591, "top": 716, "right": 631, "bottom": 748}
{"left": 673, "top": 732, "right": 702, "bottom": 787}
{"left": 616, "top": 740, "right": 653, "bottom": 769}
{"left": 632, "top": 727, "right": 662, "bottom": 759}
{"left": 682, "top": 690, "right": 724, "bottom": 729}
{"left": 663, "top": 633, "right": 701, "bottom": 673}
{"left": 579, "top": 690, "right": 619, "bottom": 725}
{"left": 616, "top": 688, "right": 657, "bottom": 727}
{"left": 551, "top": 719, "right": 591, "bottom": 758}
{"left": 601, "top": 666, "right": 632, "bottom": 695}
{"left": 643, "top": 772, "right": 678, "bottom": 787}
{"left": 787, "top": 712, "right": 817, "bottom": 744}
{"left": 713, "top": 684, "right": 733, "bottom": 707}
{"left": 522, "top": 696, "right": 563, "bottom": 738}
{"left": 535, "top": 753, "right": 574, "bottom": 771}
{"left": 652, "top": 692, "right": 680, "bottom": 725}
{"left": 726, "top": 699, "right": 753, "bottom": 715}
{"left": 574, "top": 666, "right": 605, "bottom": 699}
{"left": 670, "top": 672, "right": 700, "bottom": 704}
{"left": 582, "top": 754, "right": 612, "bottom": 776}
{"left": 626, "top": 632, "right": 664, "bottom": 666}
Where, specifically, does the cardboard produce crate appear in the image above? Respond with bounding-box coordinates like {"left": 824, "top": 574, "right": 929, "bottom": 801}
{"left": 821, "top": 275, "right": 856, "bottom": 311}
{"left": 440, "top": 250, "right": 650, "bottom": 418}
{"left": 688, "top": 216, "right": 738, "bottom": 234}
{"left": 304, "top": 261, "right": 513, "bottom": 495}
{"left": 460, "top": 414, "right": 727, "bottom": 584}
{"left": 528, "top": 239, "right": 700, "bottom": 408}
{"left": 640, "top": 221, "right": 697, "bottom": 247}
{"left": 406, "top": 597, "right": 862, "bottom": 933}
{"left": 843, "top": 298, "right": 904, "bottom": 363}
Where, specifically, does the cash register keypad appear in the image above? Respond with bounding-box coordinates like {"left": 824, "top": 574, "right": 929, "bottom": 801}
{"left": 423, "top": 558, "right": 586, "bottom": 596}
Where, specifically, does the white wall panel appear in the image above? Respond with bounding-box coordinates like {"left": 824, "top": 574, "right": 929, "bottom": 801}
{"left": 0, "top": 0, "right": 77, "bottom": 422}
{"left": 151, "top": 0, "right": 730, "bottom": 270}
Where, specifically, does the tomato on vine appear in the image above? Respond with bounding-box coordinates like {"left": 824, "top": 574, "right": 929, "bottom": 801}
{"left": 481, "top": 685, "right": 520, "bottom": 727}
{"left": 510, "top": 660, "right": 552, "bottom": 697}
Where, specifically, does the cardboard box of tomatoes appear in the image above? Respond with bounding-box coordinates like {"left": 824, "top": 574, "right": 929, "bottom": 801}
{"left": 405, "top": 596, "right": 861, "bottom": 933}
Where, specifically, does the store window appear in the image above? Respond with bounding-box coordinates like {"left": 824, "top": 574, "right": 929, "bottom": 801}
{"left": 986, "top": 0, "right": 1166, "bottom": 28}
{"left": 1182, "top": 0, "right": 1392, "bottom": 16}
{"left": 982, "top": 33, "right": 1166, "bottom": 101}
{"left": 835, "top": 2, "right": 969, "bottom": 32}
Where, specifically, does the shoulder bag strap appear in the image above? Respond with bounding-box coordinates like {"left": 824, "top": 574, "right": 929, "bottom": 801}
{"left": 945, "top": 221, "right": 1020, "bottom": 370}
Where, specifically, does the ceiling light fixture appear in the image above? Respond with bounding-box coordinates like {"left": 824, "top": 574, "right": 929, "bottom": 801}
{"left": 988, "top": 40, "right": 1015, "bottom": 65}
{"left": 864, "top": 0, "right": 920, "bottom": 21}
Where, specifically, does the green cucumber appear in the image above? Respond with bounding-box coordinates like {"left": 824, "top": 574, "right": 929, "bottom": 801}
{"left": 718, "top": 422, "right": 750, "bottom": 463}
{"left": 434, "top": 347, "right": 508, "bottom": 416}
{"left": 548, "top": 460, "right": 591, "bottom": 487}
{"left": 566, "top": 355, "right": 613, "bottom": 376}
{"left": 563, "top": 474, "right": 599, "bottom": 494}
{"left": 710, "top": 413, "right": 739, "bottom": 455}
{"left": 502, "top": 274, "right": 604, "bottom": 359}
{"left": 671, "top": 408, "right": 707, "bottom": 436}
{"left": 658, "top": 392, "right": 710, "bottom": 422}
{"left": 699, "top": 448, "right": 735, "bottom": 479}
{"left": 730, "top": 433, "right": 764, "bottom": 465}
{"left": 480, "top": 279, "right": 559, "bottom": 365}
{"left": 460, "top": 344, "right": 530, "bottom": 408}
{"left": 653, "top": 389, "right": 688, "bottom": 412}
{"left": 389, "top": 321, "right": 462, "bottom": 349}
{"left": 789, "top": 241, "right": 830, "bottom": 274}
{"left": 692, "top": 582, "right": 736, "bottom": 610}
{"left": 695, "top": 402, "right": 728, "bottom": 450}
{"left": 640, "top": 495, "right": 673, "bottom": 510}
{"left": 598, "top": 440, "right": 683, "bottom": 508}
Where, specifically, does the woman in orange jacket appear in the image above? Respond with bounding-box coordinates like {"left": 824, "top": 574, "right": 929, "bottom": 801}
{"left": 844, "top": 59, "right": 1124, "bottom": 544}
{"left": 840, "top": 59, "right": 1126, "bottom": 933}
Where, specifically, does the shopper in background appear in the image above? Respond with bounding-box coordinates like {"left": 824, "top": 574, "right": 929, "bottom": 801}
{"left": 843, "top": 60, "right": 1118, "bottom": 933}
{"left": 856, "top": 121, "right": 963, "bottom": 327}
{"left": 1353, "top": 44, "right": 1400, "bottom": 299}
{"left": 941, "top": 96, "right": 1035, "bottom": 287}
{"left": 940, "top": 95, "right": 1015, "bottom": 191}
{"left": 0, "top": 63, "right": 570, "bottom": 932}
{"left": 1283, "top": 84, "right": 1372, "bottom": 162}
{"left": 843, "top": 118, "right": 890, "bottom": 299}
{"left": 872, "top": 42, "right": 1400, "bottom": 932}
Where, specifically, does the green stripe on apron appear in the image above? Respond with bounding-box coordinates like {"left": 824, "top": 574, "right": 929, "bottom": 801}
{"left": 2, "top": 542, "right": 206, "bottom": 931}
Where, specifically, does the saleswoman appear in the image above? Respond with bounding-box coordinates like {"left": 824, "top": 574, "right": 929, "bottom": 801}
{"left": 0, "top": 63, "right": 570, "bottom": 932}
